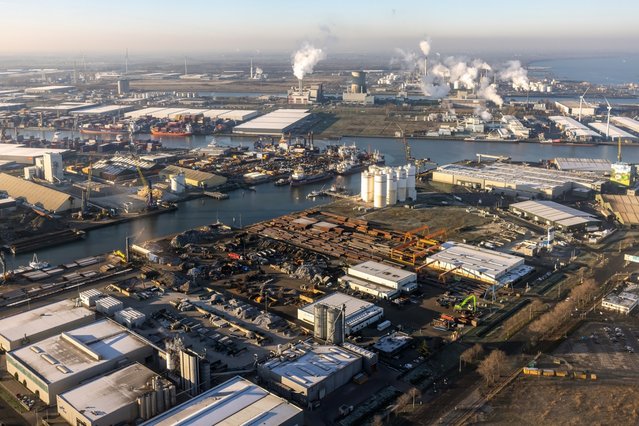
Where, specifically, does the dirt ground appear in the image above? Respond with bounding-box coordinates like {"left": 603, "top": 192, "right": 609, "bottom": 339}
{"left": 479, "top": 379, "right": 639, "bottom": 425}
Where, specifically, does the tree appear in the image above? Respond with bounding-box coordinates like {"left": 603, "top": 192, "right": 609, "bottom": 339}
{"left": 407, "top": 387, "right": 421, "bottom": 409}
{"left": 395, "top": 393, "right": 411, "bottom": 413}
{"left": 477, "top": 349, "right": 507, "bottom": 384}
{"left": 371, "top": 414, "right": 384, "bottom": 426}
{"left": 461, "top": 343, "right": 484, "bottom": 366}
{"left": 418, "top": 340, "right": 431, "bottom": 358}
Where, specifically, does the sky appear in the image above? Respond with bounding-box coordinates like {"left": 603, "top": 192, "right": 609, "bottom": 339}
{"left": 1, "top": 0, "right": 638, "bottom": 57}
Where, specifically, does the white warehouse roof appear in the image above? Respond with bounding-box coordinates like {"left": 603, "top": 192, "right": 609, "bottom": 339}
{"left": 70, "top": 104, "right": 135, "bottom": 116}
{"left": 298, "top": 292, "right": 384, "bottom": 331}
{"left": 141, "top": 376, "right": 303, "bottom": 426}
{"left": 510, "top": 200, "right": 600, "bottom": 228}
{"left": 348, "top": 261, "right": 416, "bottom": 285}
{"left": 588, "top": 122, "right": 637, "bottom": 140}
{"left": 611, "top": 116, "right": 639, "bottom": 134}
{"left": 233, "top": 109, "right": 310, "bottom": 135}
{"left": 549, "top": 116, "right": 600, "bottom": 138}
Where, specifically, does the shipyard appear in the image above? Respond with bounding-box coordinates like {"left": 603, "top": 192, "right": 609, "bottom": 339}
{"left": 1, "top": 2, "right": 639, "bottom": 426}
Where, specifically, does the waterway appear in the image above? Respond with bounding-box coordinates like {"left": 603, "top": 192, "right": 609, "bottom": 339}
{"left": 8, "top": 132, "right": 639, "bottom": 269}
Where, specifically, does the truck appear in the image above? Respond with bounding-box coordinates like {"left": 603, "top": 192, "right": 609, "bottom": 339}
{"left": 377, "top": 320, "right": 391, "bottom": 331}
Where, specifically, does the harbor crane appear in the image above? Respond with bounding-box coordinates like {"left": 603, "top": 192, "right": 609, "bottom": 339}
{"left": 137, "top": 166, "right": 156, "bottom": 210}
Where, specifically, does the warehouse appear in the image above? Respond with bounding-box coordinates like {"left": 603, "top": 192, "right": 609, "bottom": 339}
{"left": 0, "top": 173, "right": 80, "bottom": 212}
{"left": 258, "top": 341, "right": 362, "bottom": 405}
{"left": 510, "top": 200, "right": 600, "bottom": 231}
{"left": 549, "top": 116, "right": 600, "bottom": 141}
{"left": 90, "top": 156, "right": 160, "bottom": 182}
{"left": 297, "top": 292, "right": 384, "bottom": 335}
{"left": 56, "top": 363, "right": 176, "bottom": 426}
{"left": 588, "top": 122, "right": 638, "bottom": 141}
{"left": 125, "top": 107, "right": 258, "bottom": 121}
{"left": 34, "top": 102, "right": 99, "bottom": 115}
{"left": 6, "top": 319, "right": 154, "bottom": 404}
{"left": 24, "top": 85, "right": 74, "bottom": 94}
{"left": 432, "top": 163, "right": 604, "bottom": 199}
{"left": 70, "top": 104, "right": 136, "bottom": 116}
{"left": 0, "top": 144, "right": 69, "bottom": 164}
{"left": 0, "top": 102, "right": 26, "bottom": 111}
{"left": 233, "top": 109, "right": 311, "bottom": 136}
{"left": 425, "top": 241, "right": 532, "bottom": 286}
{"left": 141, "top": 375, "right": 303, "bottom": 426}
{"left": 611, "top": 116, "right": 639, "bottom": 134}
{"left": 554, "top": 100, "right": 596, "bottom": 117}
{"left": 348, "top": 261, "right": 417, "bottom": 291}
{"left": 0, "top": 300, "right": 94, "bottom": 351}
{"left": 601, "top": 291, "right": 639, "bottom": 314}
{"left": 159, "top": 165, "right": 227, "bottom": 188}
{"left": 596, "top": 194, "right": 639, "bottom": 225}
{"left": 551, "top": 157, "right": 611, "bottom": 173}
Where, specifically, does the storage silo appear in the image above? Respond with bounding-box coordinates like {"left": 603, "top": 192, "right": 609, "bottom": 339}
{"left": 373, "top": 172, "right": 387, "bottom": 208}
{"left": 170, "top": 173, "right": 186, "bottom": 193}
{"left": 313, "top": 303, "right": 327, "bottom": 341}
{"left": 367, "top": 171, "right": 374, "bottom": 202}
{"left": 360, "top": 170, "right": 370, "bottom": 202}
{"left": 386, "top": 169, "right": 397, "bottom": 205}
{"left": 326, "top": 306, "right": 344, "bottom": 344}
{"left": 397, "top": 167, "right": 407, "bottom": 202}
{"left": 407, "top": 164, "right": 417, "bottom": 200}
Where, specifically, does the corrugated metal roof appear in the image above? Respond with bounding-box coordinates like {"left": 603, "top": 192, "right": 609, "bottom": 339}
{"left": 0, "top": 173, "right": 79, "bottom": 212}
{"left": 161, "top": 165, "right": 226, "bottom": 186}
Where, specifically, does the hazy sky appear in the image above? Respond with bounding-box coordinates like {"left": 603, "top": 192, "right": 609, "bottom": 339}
{"left": 1, "top": 0, "right": 638, "bottom": 57}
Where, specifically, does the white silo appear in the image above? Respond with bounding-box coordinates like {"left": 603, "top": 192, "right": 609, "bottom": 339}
{"left": 373, "top": 172, "right": 387, "bottom": 208}
{"left": 407, "top": 164, "right": 417, "bottom": 200}
{"left": 386, "top": 169, "right": 397, "bottom": 205}
{"left": 397, "top": 167, "right": 407, "bottom": 202}
{"left": 360, "top": 170, "right": 370, "bottom": 202}
{"left": 367, "top": 170, "right": 374, "bottom": 202}
{"left": 170, "top": 173, "right": 186, "bottom": 193}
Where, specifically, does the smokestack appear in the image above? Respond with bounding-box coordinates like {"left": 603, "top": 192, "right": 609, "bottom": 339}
{"left": 424, "top": 58, "right": 428, "bottom": 77}
{"left": 298, "top": 78, "right": 303, "bottom": 94}
{"left": 250, "top": 58, "right": 253, "bottom": 79}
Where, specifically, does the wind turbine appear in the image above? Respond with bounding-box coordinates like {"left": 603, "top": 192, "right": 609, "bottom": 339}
{"left": 604, "top": 97, "right": 612, "bottom": 140}
{"left": 578, "top": 86, "right": 590, "bottom": 122}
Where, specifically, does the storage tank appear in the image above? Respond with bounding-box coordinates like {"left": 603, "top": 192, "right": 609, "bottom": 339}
{"left": 169, "top": 385, "right": 177, "bottom": 406}
{"left": 386, "top": 169, "right": 398, "bottom": 205}
{"left": 170, "top": 173, "right": 186, "bottom": 193}
{"left": 367, "top": 171, "right": 374, "bottom": 202}
{"left": 397, "top": 167, "right": 407, "bottom": 202}
{"left": 326, "top": 306, "right": 344, "bottom": 344}
{"left": 199, "top": 359, "right": 211, "bottom": 392}
{"left": 138, "top": 397, "right": 147, "bottom": 420}
{"left": 313, "top": 303, "right": 327, "bottom": 341}
{"left": 360, "top": 170, "right": 370, "bottom": 202}
{"left": 407, "top": 164, "right": 417, "bottom": 200}
{"left": 373, "top": 172, "right": 387, "bottom": 208}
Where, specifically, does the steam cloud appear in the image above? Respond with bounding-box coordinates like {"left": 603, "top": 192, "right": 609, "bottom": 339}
{"left": 292, "top": 43, "right": 326, "bottom": 80}
{"left": 394, "top": 38, "right": 528, "bottom": 105}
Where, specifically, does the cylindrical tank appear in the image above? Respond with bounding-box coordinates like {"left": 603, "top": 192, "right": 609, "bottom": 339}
{"left": 397, "top": 167, "right": 407, "bottom": 202}
{"left": 170, "top": 173, "right": 186, "bottom": 193}
{"left": 156, "top": 385, "right": 165, "bottom": 413}
{"left": 150, "top": 391, "right": 157, "bottom": 417}
{"left": 138, "top": 397, "right": 147, "bottom": 420}
{"left": 145, "top": 393, "right": 152, "bottom": 419}
{"left": 407, "top": 164, "right": 417, "bottom": 200}
{"left": 163, "top": 387, "right": 171, "bottom": 410}
{"left": 367, "top": 171, "right": 374, "bottom": 202}
{"left": 199, "top": 360, "right": 211, "bottom": 392}
{"left": 169, "top": 385, "right": 177, "bottom": 406}
{"left": 373, "top": 172, "right": 387, "bottom": 208}
{"left": 313, "top": 304, "right": 327, "bottom": 341}
{"left": 386, "top": 170, "right": 397, "bottom": 205}
{"left": 360, "top": 170, "right": 370, "bottom": 202}
{"left": 326, "top": 307, "right": 344, "bottom": 344}
{"left": 166, "top": 353, "right": 175, "bottom": 371}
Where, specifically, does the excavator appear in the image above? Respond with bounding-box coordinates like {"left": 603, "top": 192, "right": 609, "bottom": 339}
{"left": 454, "top": 294, "right": 477, "bottom": 313}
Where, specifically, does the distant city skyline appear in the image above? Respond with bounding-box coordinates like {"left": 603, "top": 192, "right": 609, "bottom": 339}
{"left": 1, "top": 0, "right": 638, "bottom": 57}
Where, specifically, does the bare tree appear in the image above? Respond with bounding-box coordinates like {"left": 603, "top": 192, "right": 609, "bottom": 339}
{"left": 407, "top": 387, "right": 421, "bottom": 409}
{"left": 395, "top": 393, "right": 411, "bottom": 413}
{"left": 371, "top": 414, "right": 384, "bottom": 426}
{"left": 460, "top": 343, "right": 485, "bottom": 366}
{"left": 477, "top": 349, "right": 507, "bottom": 384}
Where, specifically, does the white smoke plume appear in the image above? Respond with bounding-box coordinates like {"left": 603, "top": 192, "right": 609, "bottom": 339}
{"left": 498, "top": 60, "right": 530, "bottom": 91}
{"left": 292, "top": 43, "right": 326, "bottom": 80}
{"left": 420, "top": 74, "right": 450, "bottom": 99}
{"left": 476, "top": 76, "right": 503, "bottom": 106}
{"left": 392, "top": 48, "right": 419, "bottom": 72}
{"left": 474, "top": 106, "right": 493, "bottom": 121}
{"left": 419, "top": 39, "right": 431, "bottom": 56}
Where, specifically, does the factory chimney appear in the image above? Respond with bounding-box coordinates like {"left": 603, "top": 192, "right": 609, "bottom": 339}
{"left": 298, "top": 78, "right": 303, "bottom": 94}
{"left": 424, "top": 58, "right": 428, "bottom": 77}
{"left": 250, "top": 58, "right": 253, "bottom": 79}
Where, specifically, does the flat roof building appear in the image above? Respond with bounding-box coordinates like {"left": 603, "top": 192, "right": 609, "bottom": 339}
{"left": 70, "top": 104, "right": 136, "bottom": 116}
{"left": 258, "top": 341, "right": 362, "bottom": 405}
{"left": 552, "top": 157, "right": 611, "bottom": 173}
{"left": 554, "top": 100, "right": 596, "bottom": 118}
{"left": 233, "top": 109, "right": 311, "bottom": 136}
{"left": 0, "top": 300, "right": 95, "bottom": 351}
{"left": 588, "top": 122, "right": 638, "bottom": 141}
{"left": 24, "top": 85, "right": 74, "bottom": 94}
{"left": 6, "top": 319, "right": 154, "bottom": 404}
{"left": 549, "top": 115, "right": 600, "bottom": 141}
{"left": 426, "top": 241, "right": 532, "bottom": 286}
{"left": 298, "top": 292, "right": 384, "bottom": 335}
{"left": 510, "top": 200, "right": 600, "bottom": 231}
{"left": 0, "top": 144, "right": 69, "bottom": 165}
{"left": 611, "top": 116, "right": 639, "bottom": 134}
{"left": 348, "top": 261, "right": 416, "bottom": 290}
{"left": 432, "top": 162, "right": 604, "bottom": 199}
{"left": 597, "top": 194, "right": 639, "bottom": 225}
{"left": 141, "top": 375, "right": 303, "bottom": 426}
{"left": 56, "top": 363, "right": 175, "bottom": 426}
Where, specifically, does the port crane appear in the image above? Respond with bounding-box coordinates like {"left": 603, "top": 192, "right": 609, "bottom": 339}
{"left": 136, "top": 166, "right": 156, "bottom": 210}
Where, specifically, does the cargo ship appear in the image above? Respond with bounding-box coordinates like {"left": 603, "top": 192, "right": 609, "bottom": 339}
{"left": 151, "top": 123, "right": 193, "bottom": 137}
{"left": 290, "top": 167, "right": 333, "bottom": 187}
{"left": 80, "top": 123, "right": 129, "bottom": 136}
{"left": 336, "top": 160, "right": 366, "bottom": 176}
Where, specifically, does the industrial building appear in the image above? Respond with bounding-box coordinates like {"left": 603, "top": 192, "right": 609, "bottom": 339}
{"left": 117, "top": 79, "right": 130, "bottom": 95}
{"left": 90, "top": 156, "right": 160, "bottom": 182}
{"left": 43, "top": 152, "right": 63, "bottom": 183}
{"left": 596, "top": 193, "right": 639, "bottom": 225}
{"left": 551, "top": 157, "right": 611, "bottom": 173}
{"left": 361, "top": 164, "right": 417, "bottom": 208}
{"left": 0, "top": 102, "right": 25, "bottom": 111}
{"left": 601, "top": 286, "right": 639, "bottom": 314}
{"left": 6, "top": 319, "right": 154, "bottom": 404}
{"left": 549, "top": 116, "right": 600, "bottom": 141}
{"left": 287, "top": 83, "right": 324, "bottom": 105}
{"left": 115, "top": 307, "right": 147, "bottom": 328}
{"left": 500, "top": 115, "right": 530, "bottom": 139}
{"left": 425, "top": 241, "right": 532, "bottom": 286}
{"left": 510, "top": 200, "right": 600, "bottom": 231}
{"left": 611, "top": 116, "right": 639, "bottom": 134}
{"left": 431, "top": 163, "right": 604, "bottom": 199}
{"left": 554, "top": 100, "right": 596, "bottom": 117}
{"left": 0, "top": 144, "right": 69, "bottom": 165}
{"left": 24, "top": 85, "right": 74, "bottom": 94}
{"left": 0, "top": 173, "right": 80, "bottom": 212}
{"left": 298, "top": 292, "right": 384, "bottom": 335}
{"left": 338, "top": 260, "right": 417, "bottom": 299}
{"left": 0, "top": 300, "right": 94, "bottom": 351}
{"left": 588, "top": 122, "right": 638, "bottom": 141}
{"left": 34, "top": 102, "right": 99, "bottom": 115}
{"left": 141, "top": 375, "right": 303, "bottom": 426}
{"left": 342, "top": 71, "right": 375, "bottom": 105}
{"left": 159, "top": 165, "right": 226, "bottom": 189}
{"left": 56, "top": 363, "right": 176, "bottom": 426}
{"left": 258, "top": 341, "right": 363, "bottom": 405}
{"left": 233, "top": 109, "right": 311, "bottom": 136}
{"left": 70, "top": 104, "right": 136, "bottom": 117}
{"left": 125, "top": 107, "right": 258, "bottom": 121}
